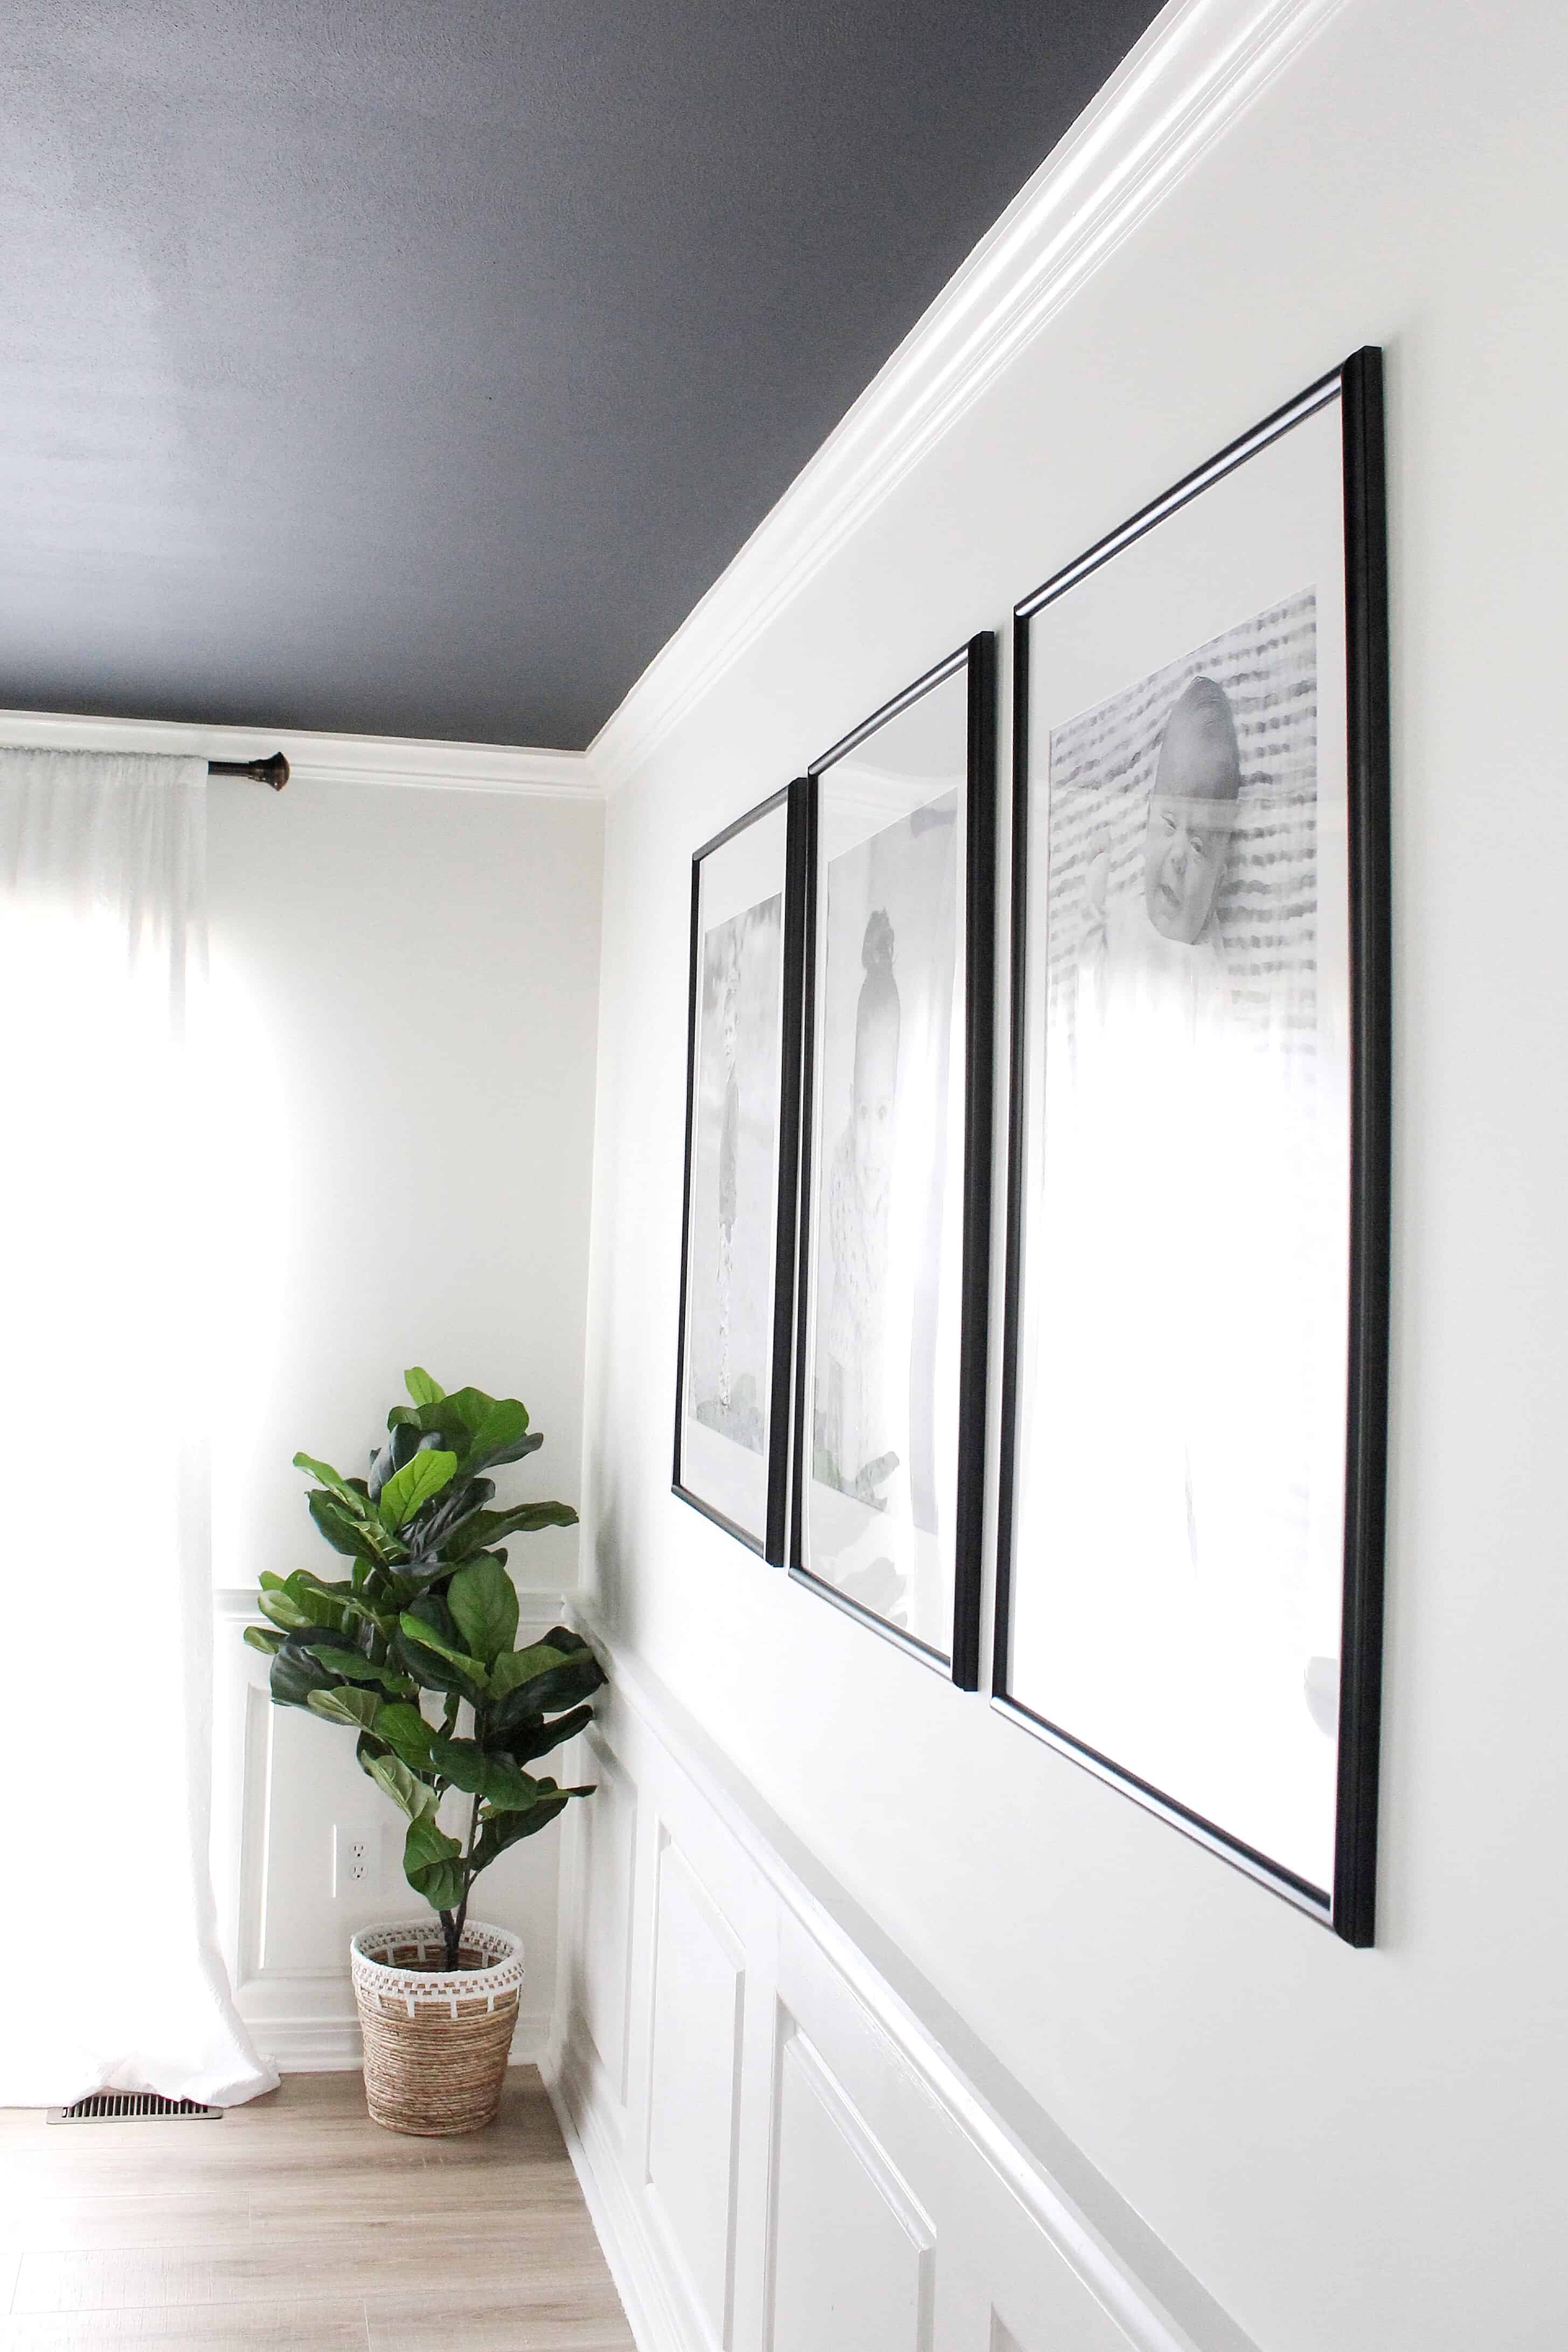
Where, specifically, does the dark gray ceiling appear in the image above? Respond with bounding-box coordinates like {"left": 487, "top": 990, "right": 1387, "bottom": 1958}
{"left": 1, "top": 2, "right": 1163, "bottom": 749}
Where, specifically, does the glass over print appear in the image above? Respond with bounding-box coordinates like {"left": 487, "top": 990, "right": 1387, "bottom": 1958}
{"left": 675, "top": 789, "right": 799, "bottom": 1554}
{"left": 796, "top": 654, "right": 988, "bottom": 1666}
{"left": 998, "top": 359, "right": 1389, "bottom": 1936}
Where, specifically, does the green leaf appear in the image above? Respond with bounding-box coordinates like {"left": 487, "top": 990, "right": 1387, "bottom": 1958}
{"left": 258, "top": 1587, "right": 315, "bottom": 1634}
{"left": 446, "top": 1501, "right": 579, "bottom": 1560}
{"left": 269, "top": 1634, "right": 341, "bottom": 1710}
{"left": 404, "top": 1815, "right": 466, "bottom": 1912}
{"left": 310, "top": 1490, "right": 393, "bottom": 1563}
{"left": 462, "top": 1395, "right": 526, "bottom": 1445}
{"left": 378, "top": 1449, "right": 458, "bottom": 1531}
{"left": 301, "top": 1645, "right": 413, "bottom": 1696}
{"left": 490, "top": 1649, "right": 606, "bottom": 1733}
{"left": 242, "top": 1624, "right": 284, "bottom": 1656}
{"left": 393, "top": 1596, "right": 483, "bottom": 1700}
{"left": 280, "top": 1572, "right": 357, "bottom": 1632}
{"left": 508, "top": 1700, "right": 594, "bottom": 1763}
{"left": 447, "top": 1557, "right": 519, "bottom": 1667}
{"left": 308, "top": 1684, "right": 383, "bottom": 1732}
{"left": 458, "top": 1399, "right": 537, "bottom": 1475}
{"left": 437, "top": 1383, "right": 496, "bottom": 1434}
{"left": 428, "top": 1735, "right": 542, "bottom": 1813}
{"left": 430, "top": 1389, "right": 539, "bottom": 1475}
{"left": 387, "top": 1399, "right": 468, "bottom": 1441}
{"left": 292, "top": 1453, "right": 371, "bottom": 1514}
{"left": 373, "top": 1703, "right": 437, "bottom": 1770}
{"left": 404, "top": 1367, "right": 445, "bottom": 1406}
{"left": 488, "top": 1642, "right": 571, "bottom": 1698}
{"left": 365, "top": 1748, "right": 438, "bottom": 1820}
{"left": 398, "top": 1610, "right": 489, "bottom": 1688}
{"left": 471, "top": 1794, "right": 570, "bottom": 1872}
{"left": 390, "top": 1481, "right": 496, "bottom": 1581}
{"left": 332, "top": 1592, "right": 401, "bottom": 1640}
{"left": 370, "top": 1420, "right": 455, "bottom": 1502}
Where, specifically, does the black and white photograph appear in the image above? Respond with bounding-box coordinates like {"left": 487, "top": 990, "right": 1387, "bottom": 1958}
{"left": 675, "top": 783, "right": 806, "bottom": 1559}
{"left": 996, "top": 354, "right": 1389, "bottom": 1939}
{"left": 794, "top": 637, "right": 995, "bottom": 1680}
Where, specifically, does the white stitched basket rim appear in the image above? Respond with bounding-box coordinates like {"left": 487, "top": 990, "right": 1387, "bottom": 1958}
{"left": 351, "top": 1921, "right": 524, "bottom": 2012}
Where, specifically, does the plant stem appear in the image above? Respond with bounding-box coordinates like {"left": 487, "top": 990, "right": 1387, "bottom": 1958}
{"left": 449, "top": 1791, "right": 483, "bottom": 1966}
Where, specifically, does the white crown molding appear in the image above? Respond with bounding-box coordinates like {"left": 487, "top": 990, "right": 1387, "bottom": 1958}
{"left": 588, "top": 0, "right": 1348, "bottom": 797}
{"left": 0, "top": 705, "right": 596, "bottom": 800}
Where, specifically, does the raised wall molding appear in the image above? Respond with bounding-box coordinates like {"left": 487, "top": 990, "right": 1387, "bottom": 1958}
{"left": 0, "top": 706, "right": 596, "bottom": 800}
{"left": 587, "top": 0, "right": 1349, "bottom": 797}
{"left": 545, "top": 1612, "right": 1260, "bottom": 2352}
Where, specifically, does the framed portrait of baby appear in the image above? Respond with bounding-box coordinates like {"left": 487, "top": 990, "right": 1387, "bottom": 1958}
{"left": 790, "top": 633, "right": 997, "bottom": 1685}
{"left": 995, "top": 349, "right": 1390, "bottom": 1942}
{"left": 674, "top": 780, "right": 808, "bottom": 1562}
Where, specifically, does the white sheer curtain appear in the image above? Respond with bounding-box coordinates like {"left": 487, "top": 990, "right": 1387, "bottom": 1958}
{"left": 0, "top": 749, "right": 276, "bottom": 2106}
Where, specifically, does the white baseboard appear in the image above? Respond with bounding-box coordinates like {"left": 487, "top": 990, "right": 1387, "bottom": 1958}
{"left": 543, "top": 2040, "right": 689, "bottom": 2352}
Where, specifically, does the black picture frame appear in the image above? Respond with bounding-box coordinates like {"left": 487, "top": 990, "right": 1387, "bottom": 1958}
{"left": 673, "top": 778, "right": 808, "bottom": 1564}
{"left": 994, "top": 349, "right": 1390, "bottom": 1942}
{"left": 789, "top": 632, "right": 997, "bottom": 1686}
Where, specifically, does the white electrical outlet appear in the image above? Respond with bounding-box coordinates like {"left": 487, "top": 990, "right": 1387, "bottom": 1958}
{"left": 333, "top": 1825, "right": 372, "bottom": 1898}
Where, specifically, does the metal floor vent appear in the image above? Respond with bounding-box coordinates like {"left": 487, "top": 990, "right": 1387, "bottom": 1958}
{"left": 47, "top": 2093, "right": 224, "bottom": 2125}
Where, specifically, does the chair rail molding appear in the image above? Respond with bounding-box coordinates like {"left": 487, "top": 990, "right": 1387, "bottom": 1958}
{"left": 586, "top": 0, "right": 1350, "bottom": 798}
{"left": 544, "top": 1610, "right": 1262, "bottom": 2352}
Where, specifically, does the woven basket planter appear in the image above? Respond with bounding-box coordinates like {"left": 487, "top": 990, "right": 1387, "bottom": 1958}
{"left": 351, "top": 1921, "right": 523, "bottom": 2136}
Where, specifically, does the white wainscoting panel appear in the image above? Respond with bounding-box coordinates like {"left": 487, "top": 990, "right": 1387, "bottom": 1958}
{"left": 547, "top": 1623, "right": 1253, "bottom": 2352}
{"left": 213, "top": 1588, "right": 571, "bottom": 2071}
{"left": 768, "top": 2022, "right": 933, "bottom": 2352}
{"left": 579, "top": 1727, "right": 640, "bottom": 2106}
{"left": 644, "top": 1832, "right": 746, "bottom": 2349}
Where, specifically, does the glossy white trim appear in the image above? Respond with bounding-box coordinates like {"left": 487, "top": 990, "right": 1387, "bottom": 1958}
{"left": 0, "top": 705, "right": 595, "bottom": 798}
{"left": 550, "top": 2035, "right": 690, "bottom": 2352}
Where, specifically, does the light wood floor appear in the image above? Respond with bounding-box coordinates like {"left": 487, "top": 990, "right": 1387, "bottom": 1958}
{"left": 0, "top": 2071, "right": 634, "bottom": 2350}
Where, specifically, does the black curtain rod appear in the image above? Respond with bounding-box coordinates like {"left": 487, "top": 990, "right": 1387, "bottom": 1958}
{"left": 208, "top": 752, "right": 289, "bottom": 790}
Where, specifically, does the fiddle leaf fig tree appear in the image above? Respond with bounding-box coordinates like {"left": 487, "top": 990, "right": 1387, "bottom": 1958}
{"left": 242, "top": 1369, "right": 605, "bottom": 1969}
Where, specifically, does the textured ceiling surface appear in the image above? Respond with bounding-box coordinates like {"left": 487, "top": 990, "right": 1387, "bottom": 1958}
{"left": 1, "top": 2, "right": 1163, "bottom": 748}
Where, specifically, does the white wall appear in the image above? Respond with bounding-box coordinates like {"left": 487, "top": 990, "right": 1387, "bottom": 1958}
{"left": 576, "top": 2, "right": 1568, "bottom": 2347}
{"left": 206, "top": 770, "right": 603, "bottom": 2063}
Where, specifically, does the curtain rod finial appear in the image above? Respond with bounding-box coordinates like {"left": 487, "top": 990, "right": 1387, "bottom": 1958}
{"left": 207, "top": 751, "right": 289, "bottom": 788}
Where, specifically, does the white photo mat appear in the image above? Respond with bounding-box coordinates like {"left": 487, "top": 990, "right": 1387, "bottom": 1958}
{"left": 1006, "top": 392, "right": 1353, "bottom": 1897}
{"left": 799, "top": 667, "right": 970, "bottom": 1659}
{"left": 677, "top": 796, "right": 791, "bottom": 1548}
